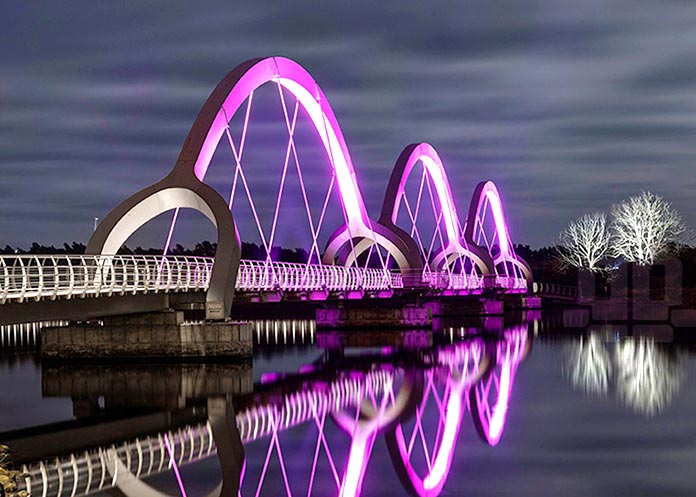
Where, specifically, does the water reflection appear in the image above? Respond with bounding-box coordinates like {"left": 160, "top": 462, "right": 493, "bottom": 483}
{"left": 6, "top": 323, "right": 530, "bottom": 497}
{"left": 565, "top": 334, "right": 684, "bottom": 416}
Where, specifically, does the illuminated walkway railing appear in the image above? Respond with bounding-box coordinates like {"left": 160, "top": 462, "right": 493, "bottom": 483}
{"left": 0, "top": 253, "right": 528, "bottom": 305}
{"left": 0, "top": 254, "right": 212, "bottom": 303}
{"left": 0, "top": 255, "right": 403, "bottom": 304}
{"left": 236, "top": 259, "right": 401, "bottom": 292}
{"left": 19, "top": 423, "right": 215, "bottom": 497}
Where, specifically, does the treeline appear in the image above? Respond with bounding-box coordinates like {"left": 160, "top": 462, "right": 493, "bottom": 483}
{"left": 1, "top": 241, "right": 310, "bottom": 263}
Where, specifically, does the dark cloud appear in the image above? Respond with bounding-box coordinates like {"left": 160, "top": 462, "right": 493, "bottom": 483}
{"left": 1, "top": 0, "right": 695, "bottom": 247}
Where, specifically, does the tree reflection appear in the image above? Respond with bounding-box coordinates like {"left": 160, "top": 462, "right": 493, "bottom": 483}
{"left": 565, "top": 335, "right": 684, "bottom": 416}
{"left": 565, "top": 334, "right": 612, "bottom": 396}
{"left": 615, "top": 339, "right": 683, "bottom": 416}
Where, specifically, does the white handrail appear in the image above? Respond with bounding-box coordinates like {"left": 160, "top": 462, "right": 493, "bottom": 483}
{"left": 0, "top": 254, "right": 528, "bottom": 303}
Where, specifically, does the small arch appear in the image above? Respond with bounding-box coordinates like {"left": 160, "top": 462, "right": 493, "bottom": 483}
{"left": 463, "top": 181, "right": 532, "bottom": 282}
{"left": 378, "top": 143, "right": 491, "bottom": 275}
{"left": 86, "top": 175, "right": 240, "bottom": 318}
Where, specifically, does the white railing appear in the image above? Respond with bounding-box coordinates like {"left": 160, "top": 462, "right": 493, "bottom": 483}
{"left": 0, "top": 254, "right": 213, "bottom": 303}
{"left": 0, "top": 255, "right": 404, "bottom": 304}
{"left": 495, "top": 276, "right": 528, "bottom": 292}
{"left": 236, "top": 259, "right": 401, "bottom": 292}
{"left": 421, "top": 271, "right": 485, "bottom": 290}
{"left": 0, "top": 254, "right": 531, "bottom": 304}
{"left": 16, "top": 369, "right": 396, "bottom": 497}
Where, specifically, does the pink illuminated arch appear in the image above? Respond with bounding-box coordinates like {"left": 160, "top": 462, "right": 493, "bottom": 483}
{"left": 331, "top": 370, "right": 423, "bottom": 497}
{"left": 464, "top": 181, "right": 532, "bottom": 283}
{"left": 175, "top": 56, "right": 423, "bottom": 276}
{"left": 377, "top": 143, "right": 492, "bottom": 274}
{"left": 173, "top": 57, "right": 370, "bottom": 228}
{"left": 89, "top": 56, "right": 422, "bottom": 315}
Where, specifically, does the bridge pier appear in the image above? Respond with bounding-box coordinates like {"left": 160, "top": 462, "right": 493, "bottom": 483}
{"left": 41, "top": 311, "right": 252, "bottom": 359}
{"left": 425, "top": 297, "right": 504, "bottom": 317}
{"left": 316, "top": 301, "right": 432, "bottom": 329}
{"left": 501, "top": 294, "right": 542, "bottom": 310}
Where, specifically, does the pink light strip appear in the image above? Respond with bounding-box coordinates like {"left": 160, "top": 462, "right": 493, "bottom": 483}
{"left": 163, "top": 433, "right": 188, "bottom": 497}
{"left": 162, "top": 208, "right": 179, "bottom": 256}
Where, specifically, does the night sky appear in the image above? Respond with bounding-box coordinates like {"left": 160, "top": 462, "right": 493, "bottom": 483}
{"left": 2, "top": 1, "right": 695, "bottom": 249}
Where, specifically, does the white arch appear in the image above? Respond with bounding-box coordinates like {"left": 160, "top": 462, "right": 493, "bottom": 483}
{"left": 87, "top": 177, "right": 239, "bottom": 319}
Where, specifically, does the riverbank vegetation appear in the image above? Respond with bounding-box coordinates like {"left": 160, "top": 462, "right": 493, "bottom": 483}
{"left": 0, "top": 444, "right": 27, "bottom": 497}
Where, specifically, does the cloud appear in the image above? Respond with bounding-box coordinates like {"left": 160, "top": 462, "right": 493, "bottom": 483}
{"left": 1, "top": 0, "right": 695, "bottom": 247}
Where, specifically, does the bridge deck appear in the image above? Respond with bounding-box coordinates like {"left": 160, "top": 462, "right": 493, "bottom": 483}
{"left": 0, "top": 254, "right": 527, "bottom": 305}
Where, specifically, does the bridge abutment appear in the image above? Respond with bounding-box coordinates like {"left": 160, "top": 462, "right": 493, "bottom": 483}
{"left": 316, "top": 301, "right": 432, "bottom": 329}
{"left": 425, "top": 297, "right": 504, "bottom": 316}
{"left": 41, "top": 311, "right": 252, "bottom": 359}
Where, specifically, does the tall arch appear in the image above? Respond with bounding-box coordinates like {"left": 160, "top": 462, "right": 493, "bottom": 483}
{"left": 173, "top": 55, "right": 419, "bottom": 280}
{"left": 386, "top": 341, "right": 491, "bottom": 497}
{"left": 470, "top": 326, "right": 531, "bottom": 446}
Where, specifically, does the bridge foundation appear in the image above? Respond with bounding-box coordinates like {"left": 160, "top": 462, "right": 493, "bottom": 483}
{"left": 41, "top": 311, "right": 252, "bottom": 359}
{"left": 315, "top": 301, "right": 431, "bottom": 329}
{"left": 502, "top": 294, "right": 542, "bottom": 310}
{"left": 425, "top": 297, "right": 504, "bottom": 316}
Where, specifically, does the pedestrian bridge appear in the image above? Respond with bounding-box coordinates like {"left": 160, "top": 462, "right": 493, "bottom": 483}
{"left": 1, "top": 56, "right": 534, "bottom": 319}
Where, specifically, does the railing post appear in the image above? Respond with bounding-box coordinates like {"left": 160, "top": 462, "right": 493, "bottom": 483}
{"left": 34, "top": 256, "right": 43, "bottom": 302}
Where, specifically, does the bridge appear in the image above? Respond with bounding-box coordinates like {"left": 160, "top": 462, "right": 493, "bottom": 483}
{"left": 0, "top": 56, "right": 534, "bottom": 322}
{"left": 5, "top": 326, "right": 531, "bottom": 497}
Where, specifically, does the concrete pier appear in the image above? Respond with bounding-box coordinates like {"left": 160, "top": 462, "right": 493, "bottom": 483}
{"left": 426, "top": 297, "right": 503, "bottom": 316}
{"left": 503, "top": 295, "right": 542, "bottom": 310}
{"left": 316, "top": 302, "right": 431, "bottom": 329}
{"left": 42, "top": 311, "right": 252, "bottom": 359}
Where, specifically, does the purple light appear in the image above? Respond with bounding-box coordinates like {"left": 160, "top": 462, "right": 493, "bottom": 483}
{"left": 163, "top": 433, "right": 188, "bottom": 497}
{"left": 471, "top": 328, "right": 528, "bottom": 446}
{"left": 339, "top": 431, "right": 373, "bottom": 497}
{"left": 389, "top": 144, "right": 461, "bottom": 246}
{"left": 387, "top": 342, "right": 486, "bottom": 497}
{"left": 477, "top": 181, "right": 511, "bottom": 256}
{"left": 191, "top": 57, "right": 370, "bottom": 231}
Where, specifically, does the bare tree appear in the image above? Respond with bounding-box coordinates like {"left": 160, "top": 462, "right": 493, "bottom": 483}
{"left": 557, "top": 211, "right": 611, "bottom": 272}
{"left": 611, "top": 191, "right": 686, "bottom": 265}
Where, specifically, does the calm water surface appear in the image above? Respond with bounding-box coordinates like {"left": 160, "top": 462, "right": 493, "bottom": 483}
{"left": 1, "top": 319, "right": 695, "bottom": 497}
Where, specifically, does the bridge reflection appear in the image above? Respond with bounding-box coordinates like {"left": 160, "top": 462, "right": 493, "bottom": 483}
{"left": 7, "top": 323, "right": 531, "bottom": 497}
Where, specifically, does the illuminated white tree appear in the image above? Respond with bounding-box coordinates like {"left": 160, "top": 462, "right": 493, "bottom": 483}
{"left": 614, "top": 339, "right": 683, "bottom": 416}
{"left": 565, "top": 334, "right": 612, "bottom": 396}
{"left": 610, "top": 191, "right": 686, "bottom": 265}
{"left": 557, "top": 211, "right": 611, "bottom": 272}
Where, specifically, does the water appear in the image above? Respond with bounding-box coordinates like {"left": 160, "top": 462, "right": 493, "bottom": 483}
{"left": 1, "top": 318, "right": 695, "bottom": 497}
